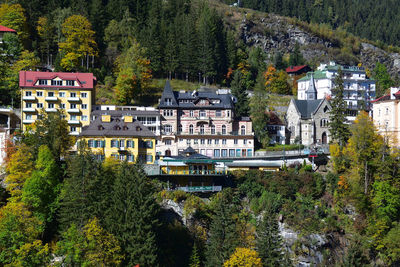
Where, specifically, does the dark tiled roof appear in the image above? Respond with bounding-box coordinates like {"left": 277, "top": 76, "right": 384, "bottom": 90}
{"left": 80, "top": 116, "right": 156, "bottom": 137}
{"left": 158, "top": 81, "right": 234, "bottom": 109}
{"left": 293, "top": 99, "right": 324, "bottom": 119}
{"left": 91, "top": 109, "right": 160, "bottom": 116}
{"left": 159, "top": 80, "right": 179, "bottom": 108}
{"left": 267, "top": 112, "right": 284, "bottom": 125}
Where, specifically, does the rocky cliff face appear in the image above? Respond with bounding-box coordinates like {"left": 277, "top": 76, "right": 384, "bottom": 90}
{"left": 226, "top": 11, "right": 400, "bottom": 78}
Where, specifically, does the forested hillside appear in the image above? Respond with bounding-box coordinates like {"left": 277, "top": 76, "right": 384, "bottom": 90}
{"left": 222, "top": 0, "right": 400, "bottom": 46}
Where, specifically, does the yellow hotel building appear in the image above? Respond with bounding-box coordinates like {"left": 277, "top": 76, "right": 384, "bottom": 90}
{"left": 79, "top": 112, "right": 157, "bottom": 164}
{"left": 19, "top": 71, "right": 96, "bottom": 135}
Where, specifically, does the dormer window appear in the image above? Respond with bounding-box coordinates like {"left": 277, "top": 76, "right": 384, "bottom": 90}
{"left": 51, "top": 80, "right": 62, "bottom": 86}
{"left": 38, "top": 79, "right": 47, "bottom": 85}
{"left": 136, "top": 126, "right": 141, "bottom": 131}
{"left": 114, "top": 125, "right": 121, "bottom": 131}
{"left": 165, "top": 98, "right": 172, "bottom": 105}
{"left": 66, "top": 80, "right": 74, "bottom": 86}
{"left": 123, "top": 126, "right": 129, "bottom": 130}
{"left": 98, "top": 125, "right": 104, "bottom": 130}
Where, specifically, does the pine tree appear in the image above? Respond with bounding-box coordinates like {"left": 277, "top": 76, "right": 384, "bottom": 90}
{"left": 274, "top": 52, "right": 285, "bottom": 70}
{"left": 189, "top": 243, "right": 201, "bottom": 267}
{"left": 106, "top": 162, "right": 159, "bottom": 266}
{"left": 231, "top": 70, "right": 250, "bottom": 117}
{"left": 288, "top": 43, "right": 305, "bottom": 67}
{"left": 329, "top": 68, "right": 350, "bottom": 146}
{"left": 205, "top": 189, "right": 240, "bottom": 267}
{"left": 58, "top": 147, "right": 104, "bottom": 231}
{"left": 256, "top": 209, "right": 284, "bottom": 267}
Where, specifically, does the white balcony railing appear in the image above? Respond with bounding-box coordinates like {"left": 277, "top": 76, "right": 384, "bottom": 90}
{"left": 23, "top": 96, "right": 36, "bottom": 101}
{"left": 45, "top": 96, "right": 58, "bottom": 101}
{"left": 23, "top": 107, "right": 36, "bottom": 112}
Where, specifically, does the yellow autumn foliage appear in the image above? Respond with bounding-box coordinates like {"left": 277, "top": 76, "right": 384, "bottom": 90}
{"left": 223, "top": 247, "right": 262, "bottom": 267}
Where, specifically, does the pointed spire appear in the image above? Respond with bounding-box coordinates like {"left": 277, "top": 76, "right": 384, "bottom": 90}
{"left": 305, "top": 73, "right": 317, "bottom": 100}
{"left": 159, "top": 80, "right": 178, "bottom": 108}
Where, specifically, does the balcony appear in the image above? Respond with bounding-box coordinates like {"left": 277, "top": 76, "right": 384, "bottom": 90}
{"left": 67, "top": 108, "right": 80, "bottom": 113}
{"left": 67, "top": 97, "right": 80, "bottom": 102}
{"left": 118, "top": 147, "right": 127, "bottom": 152}
{"left": 45, "top": 96, "right": 58, "bottom": 101}
{"left": 23, "top": 107, "right": 36, "bottom": 112}
{"left": 23, "top": 119, "right": 35, "bottom": 124}
{"left": 45, "top": 108, "right": 57, "bottom": 112}
{"left": 68, "top": 120, "right": 80, "bottom": 125}
{"left": 23, "top": 96, "right": 36, "bottom": 101}
{"left": 176, "top": 186, "right": 222, "bottom": 192}
{"left": 69, "top": 131, "right": 79, "bottom": 136}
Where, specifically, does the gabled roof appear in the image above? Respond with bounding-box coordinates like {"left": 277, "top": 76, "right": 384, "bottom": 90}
{"left": 80, "top": 116, "right": 156, "bottom": 138}
{"left": 285, "top": 65, "right": 309, "bottom": 73}
{"left": 0, "top": 25, "right": 16, "bottom": 33}
{"left": 158, "top": 81, "right": 235, "bottom": 109}
{"left": 292, "top": 99, "right": 325, "bottom": 119}
{"left": 267, "top": 112, "right": 284, "bottom": 125}
{"left": 19, "top": 71, "right": 96, "bottom": 89}
{"left": 159, "top": 80, "right": 178, "bottom": 108}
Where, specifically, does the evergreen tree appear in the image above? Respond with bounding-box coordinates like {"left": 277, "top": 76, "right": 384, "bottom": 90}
{"left": 58, "top": 146, "right": 104, "bottom": 230}
{"left": 256, "top": 208, "right": 284, "bottom": 267}
{"left": 288, "top": 43, "right": 305, "bottom": 66}
{"left": 231, "top": 70, "right": 250, "bottom": 117}
{"left": 106, "top": 162, "right": 159, "bottom": 266}
{"left": 373, "top": 62, "right": 394, "bottom": 98}
{"left": 144, "top": 0, "right": 163, "bottom": 75}
{"left": 165, "top": 20, "right": 179, "bottom": 79}
{"left": 189, "top": 243, "right": 201, "bottom": 267}
{"left": 329, "top": 68, "right": 350, "bottom": 146}
{"left": 178, "top": 12, "right": 198, "bottom": 81}
{"left": 205, "top": 189, "right": 240, "bottom": 267}
{"left": 274, "top": 51, "right": 285, "bottom": 70}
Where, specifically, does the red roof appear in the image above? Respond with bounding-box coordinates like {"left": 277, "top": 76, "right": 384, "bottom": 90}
{"left": 285, "top": 65, "right": 308, "bottom": 73}
{"left": 371, "top": 94, "right": 390, "bottom": 103}
{"left": 19, "top": 71, "right": 96, "bottom": 89}
{"left": 0, "top": 25, "right": 16, "bottom": 33}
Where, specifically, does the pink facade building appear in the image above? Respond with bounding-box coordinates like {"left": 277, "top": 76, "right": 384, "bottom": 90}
{"left": 158, "top": 81, "right": 254, "bottom": 158}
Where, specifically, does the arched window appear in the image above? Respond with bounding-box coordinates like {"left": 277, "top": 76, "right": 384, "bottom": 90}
{"left": 222, "top": 125, "right": 226, "bottom": 135}
{"left": 211, "top": 125, "right": 215, "bottom": 134}
{"left": 164, "top": 124, "right": 172, "bottom": 134}
{"left": 200, "top": 124, "right": 205, "bottom": 134}
{"left": 241, "top": 125, "right": 246, "bottom": 135}
{"left": 189, "top": 124, "right": 194, "bottom": 134}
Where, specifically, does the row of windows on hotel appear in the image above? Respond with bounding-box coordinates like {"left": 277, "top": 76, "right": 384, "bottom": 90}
{"left": 94, "top": 154, "right": 153, "bottom": 162}
{"left": 25, "top": 91, "right": 88, "bottom": 98}
{"left": 164, "top": 138, "right": 249, "bottom": 145}
{"left": 37, "top": 79, "right": 77, "bottom": 86}
{"left": 25, "top": 114, "right": 87, "bottom": 121}
{"left": 162, "top": 109, "right": 231, "bottom": 117}
{"left": 163, "top": 124, "right": 246, "bottom": 135}
{"left": 25, "top": 103, "right": 88, "bottom": 110}
{"left": 183, "top": 148, "right": 253, "bottom": 157}
{"left": 87, "top": 139, "right": 153, "bottom": 148}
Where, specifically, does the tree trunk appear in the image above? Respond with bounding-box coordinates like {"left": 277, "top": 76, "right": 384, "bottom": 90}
{"left": 364, "top": 161, "right": 368, "bottom": 195}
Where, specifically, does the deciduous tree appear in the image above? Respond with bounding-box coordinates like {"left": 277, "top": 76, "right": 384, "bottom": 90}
{"left": 58, "top": 14, "right": 97, "bottom": 71}
{"left": 223, "top": 247, "right": 262, "bottom": 267}
{"left": 4, "top": 144, "right": 34, "bottom": 199}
